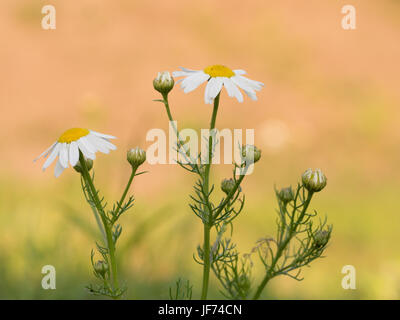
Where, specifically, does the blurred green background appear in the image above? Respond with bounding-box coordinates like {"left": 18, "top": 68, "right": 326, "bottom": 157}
{"left": 1, "top": 0, "right": 400, "bottom": 299}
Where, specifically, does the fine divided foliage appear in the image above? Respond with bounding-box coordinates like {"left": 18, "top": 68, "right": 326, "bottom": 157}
{"left": 153, "top": 70, "right": 331, "bottom": 300}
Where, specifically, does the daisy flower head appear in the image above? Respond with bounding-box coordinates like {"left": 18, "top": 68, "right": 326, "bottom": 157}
{"left": 35, "top": 128, "right": 117, "bottom": 177}
{"left": 173, "top": 65, "right": 264, "bottom": 104}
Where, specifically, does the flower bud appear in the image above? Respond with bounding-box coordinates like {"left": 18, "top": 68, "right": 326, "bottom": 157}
{"left": 94, "top": 260, "right": 108, "bottom": 278}
{"left": 278, "top": 186, "right": 294, "bottom": 203}
{"left": 221, "top": 178, "right": 236, "bottom": 195}
{"left": 127, "top": 147, "right": 146, "bottom": 168}
{"left": 241, "top": 145, "right": 261, "bottom": 164}
{"left": 73, "top": 158, "right": 93, "bottom": 173}
{"left": 314, "top": 230, "right": 330, "bottom": 248}
{"left": 302, "top": 168, "right": 327, "bottom": 192}
{"left": 153, "top": 71, "right": 174, "bottom": 95}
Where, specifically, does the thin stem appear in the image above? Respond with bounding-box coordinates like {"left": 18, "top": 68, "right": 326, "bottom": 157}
{"left": 78, "top": 153, "right": 120, "bottom": 296}
{"left": 252, "top": 191, "right": 314, "bottom": 300}
{"left": 84, "top": 179, "right": 107, "bottom": 243}
{"left": 162, "top": 93, "right": 198, "bottom": 171}
{"left": 160, "top": 91, "right": 221, "bottom": 299}
{"left": 201, "top": 223, "right": 211, "bottom": 300}
{"left": 162, "top": 93, "right": 175, "bottom": 125}
{"left": 214, "top": 167, "right": 247, "bottom": 219}
{"left": 115, "top": 166, "right": 138, "bottom": 217}
{"left": 200, "top": 93, "right": 220, "bottom": 300}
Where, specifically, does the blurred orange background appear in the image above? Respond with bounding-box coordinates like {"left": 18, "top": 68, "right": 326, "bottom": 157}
{"left": 1, "top": 0, "right": 400, "bottom": 299}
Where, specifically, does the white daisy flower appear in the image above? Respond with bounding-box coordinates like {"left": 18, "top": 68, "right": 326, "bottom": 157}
{"left": 173, "top": 65, "right": 264, "bottom": 104}
{"left": 35, "top": 128, "right": 117, "bottom": 177}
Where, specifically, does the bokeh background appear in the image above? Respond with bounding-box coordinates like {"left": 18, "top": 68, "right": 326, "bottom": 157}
{"left": 1, "top": 0, "right": 400, "bottom": 299}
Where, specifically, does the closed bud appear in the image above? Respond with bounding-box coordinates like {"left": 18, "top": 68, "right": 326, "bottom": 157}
{"left": 153, "top": 71, "right": 174, "bottom": 95}
{"left": 127, "top": 147, "right": 146, "bottom": 168}
{"left": 221, "top": 178, "right": 236, "bottom": 195}
{"left": 73, "top": 158, "right": 93, "bottom": 174}
{"left": 278, "top": 186, "right": 294, "bottom": 203}
{"left": 94, "top": 260, "right": 108, "bottom": 278}
{"left": 302, "top": 168, "right": 327, "bottom": 192}
{"left": 314, "top": 230, "right": 330, "bottom": 248}
{"left": 241, "top": 145, "right": 261, "bottom": 164}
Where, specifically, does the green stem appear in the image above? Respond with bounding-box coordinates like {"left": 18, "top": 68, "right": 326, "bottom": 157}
{"left": 162, "top": 93, "right": 175, "bottom": 125}
{"left": 201, "top": 224, "right": 211, "bottom": 300}
{"left": 214, "top": 167, "right": 247, "bottom": 218}
{"left": 160, "top": 91, "right": 221, "bottom": 299}
{"left": 162, "top": 93, "right": 197, "bottom": 170}
{"left": 252, "top": 191, "right": 314, "bottom": 300}
{"left": 115, "top": 166, "right": 138, "bottom": 217}
{"left": 200, "top": 93, "right": 220, "bottom": 300}
{"left": 87, "top": 192, "right": 107, "bottom": 244}
{"left": 78, "top": 154, "right": 120, "bottom": 296}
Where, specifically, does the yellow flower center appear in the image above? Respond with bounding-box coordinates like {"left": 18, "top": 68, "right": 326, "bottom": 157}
{"left": 58, "top": 128, "right": 90, "bottom": 143}
{"left": 204, "top": 65, "right": 235, "bottom": 78}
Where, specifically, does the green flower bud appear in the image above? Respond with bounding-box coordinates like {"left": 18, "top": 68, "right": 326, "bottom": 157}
{"left": 153, "top": 71, "right": 174, "bottom": 95}
{"left": 127, "top": 147, "right": 146, "bottom": 168}
{"left": 302, "top": 168, "right": 327, "bottom": 192}
{"left": 94, "top": 260, "right": 108, "bottom": 278}
{"left": 314, "top": 230, "right": 330, "bottom": 248}
{"left": 73, "top": 158, "right": 93, "bottom": 174}
{"left": 278, "top": 186, "right": 294, "bottom": 203}
{"left": 241, "top": 145, "right": 261, "bottom": 164}
{"left": 221, "top": 178, "right": 236, "bottom": 195}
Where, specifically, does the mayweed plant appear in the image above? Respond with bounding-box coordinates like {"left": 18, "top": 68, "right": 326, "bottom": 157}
{"left": 35, "top": 128, "right": 146, "bottom": 299}
{"left": 209, "top": 168, "right": 332, "bottom": 300}
{"left": 154, "top": 66, "right": 332, "bottom": 300}
{"left": 246, "top": 168, "right": 331, "bottom": 300}
{"left": 34, "top": 65, "right": 331, "bottom": 301}
{"left": 154, "top": 65, "right": 264, "bottom": 299}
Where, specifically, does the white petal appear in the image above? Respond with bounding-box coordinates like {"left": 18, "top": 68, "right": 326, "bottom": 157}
{"left": 181, "top": 72, "right": 210, "bottom": 93}
{"left": 234, "top": 69, "right": 247, "bottom": 75}
{"left": 235, "top": 75, "right": 264, "bottom": 91}
{"left": 42, "top": 143, "right": 61, "bottom": 170}
{"left": 87, "top": 134, "right": 109, "bottom": 154}
{"left": 69, "top": 141, "right": 79, "bottom": 166}
{"left": 173, "top": 71, "right": 191, "bottom": 77}
{"left": 208, "top": 77, "right": 224, "bottom": 99}
{"left": 204, "top": 80, "right": 213, "bottom": 104}
{"left": 80, "top": 136, "right": 96, "bottom": 154}
{"left": 223, "top": 78, "right": 243, "bottom": 103}
{"left": 172, "top": 67, "right": 199, "bottom": 77}
{"left": 98, "top": 138, "right": 117, "bottom": 151}
{"left": 77, "top": 139, "right": 96, "bottom": 160}
{"left": 54, "top": 159, "right": 65, "bottom": 178}
{"left": 59, "top": 143, "right": 69, "bottom": 168}
{"left": 90, "top": 130, "right": 116, "bottom": 140}
{"left": 180, "top": 67, "right": 198, "bottom": 73}
{"left": 244, "top": 91, "right": 257, "bottom": 100}
{"left": 204, "top": 77, "right": 223, "bottom": 104}
{"left": 34, "top": 142, "right": 56, "bottom": 162}
{"left": 231, "top": 76, "right": 258, "bottom": 100}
